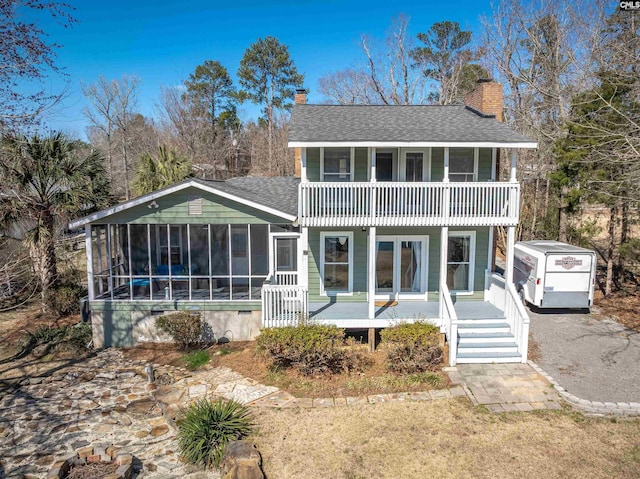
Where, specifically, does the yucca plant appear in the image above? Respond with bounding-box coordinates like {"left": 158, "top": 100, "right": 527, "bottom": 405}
{"left": 177, "top": 399, "right": 253, "bottom": 469}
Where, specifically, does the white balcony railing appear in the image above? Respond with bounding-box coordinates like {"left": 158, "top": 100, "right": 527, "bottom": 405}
{"left": 299, "top": 182, "right": 520, "bottom": 227}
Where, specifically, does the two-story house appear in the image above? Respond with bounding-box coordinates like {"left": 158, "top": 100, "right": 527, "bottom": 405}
{"left": 70, "top": 79, "right": 537, "bottom": 366}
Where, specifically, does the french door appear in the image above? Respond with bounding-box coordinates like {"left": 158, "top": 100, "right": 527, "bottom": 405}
{"left": 375, "top": 235, "right": 429, "bottom": 300}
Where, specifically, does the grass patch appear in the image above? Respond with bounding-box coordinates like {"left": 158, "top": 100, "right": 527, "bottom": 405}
{"left": 182, "top": 349, "right": 210, "bottom": 371}
{"left": 252, "top": 399, "right": 640, "bottom": 479}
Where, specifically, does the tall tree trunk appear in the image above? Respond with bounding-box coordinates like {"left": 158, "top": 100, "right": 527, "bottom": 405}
{"left": 531, "top": 178, "right": 539, "bottom": 238}
{"left": 29, "top": 210, "right": 58, "bottom": 313}
{"left": 122, "top": 140, "right": 130, "bottom": 200}
{"left": 604, "top": 205, "right": 620, "bottom": 296}
{"left": 558, "top": 186, "right": 569, "bottom": 243}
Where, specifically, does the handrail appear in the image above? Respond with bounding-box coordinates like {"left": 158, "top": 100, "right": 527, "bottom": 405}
{"left": 486, "top": 272, "right": 530, "bottom": 363}
{"left": 299, "top": 181, "right": 520, "bottom": 227}
{"left": 441, "top": 283, "right": 459, "bottom": 367}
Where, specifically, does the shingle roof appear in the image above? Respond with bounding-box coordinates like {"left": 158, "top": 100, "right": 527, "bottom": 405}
{"left": 200, "top": 176, "right": 299, "bottom": 217}
{"left": 289, "top": 104, "right": 535, "bottom": 145}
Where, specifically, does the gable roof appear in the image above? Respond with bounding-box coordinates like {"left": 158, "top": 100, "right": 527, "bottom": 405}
{"left": 69, "top": 176, "right": 300, "bottom": 229}
{"left": 288, "top": 104, "right": 537, "bottom": 148}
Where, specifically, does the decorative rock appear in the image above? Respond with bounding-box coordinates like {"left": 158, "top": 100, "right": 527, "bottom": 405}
{"left": 150, "top": 425, "right": 170, "bottom": 437}
{"left": 221, "top": 441, "right": 264, "bottom": 479}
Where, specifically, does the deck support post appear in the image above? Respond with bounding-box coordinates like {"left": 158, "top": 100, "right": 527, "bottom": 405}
{"left": 368, "top": 226, "right": 377, "bottom": 320}
{"left": 368, "top": 328, "right": 376, "bottom": 352}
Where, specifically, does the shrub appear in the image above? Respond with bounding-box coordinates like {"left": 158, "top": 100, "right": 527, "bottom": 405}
{"left": 256, "top": 323, "right": 364, "bottom": 376}
{"left": 380, "top": 321, "right": 443, "bottom": 374}
{"left": 155, "top": 311, "right": 203, "bottom": 351}
{"left": 183, "top": 349, "right": 210, "bottom": 371}
{"left": 51, "top": 283, "right": 86, "bottom": 316}
{"left": 24, "top": 323, "right": 92, "bottom": 355}
{"left": 177, "top": 399, "right": 253, "bottom": 470}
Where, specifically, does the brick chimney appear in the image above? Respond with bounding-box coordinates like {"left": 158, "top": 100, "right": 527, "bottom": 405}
{"left": 464, "top": 79, "right": 503, "bottom": 122}
{"left": 294, "top": 89, "right": 306, "bottom": 178}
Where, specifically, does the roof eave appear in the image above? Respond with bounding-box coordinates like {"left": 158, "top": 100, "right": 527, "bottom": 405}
{"left": 288, "top": 141, "right": 538, "bottom": 149}
{"left": 69, "top": 179, "right": 296, "bottom": 229}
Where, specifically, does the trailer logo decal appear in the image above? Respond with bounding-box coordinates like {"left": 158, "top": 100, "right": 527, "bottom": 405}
{"left": 555, "top": 256, "right": 583, "bottom": 270}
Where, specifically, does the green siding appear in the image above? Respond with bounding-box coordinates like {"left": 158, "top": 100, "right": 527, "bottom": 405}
{"left": 354, "top": 148, "right": 369, "bottom": 181}
{"left": 306, "top": 148, "right": 320, "bottom": 181}
{"left": 307, "top": 226, "right": 490, "bottom": 299}
{"left": 90, "top": 301, "right": 261, "bottom": 312}
{"left": 99, "top": 187, "right": 288, "bottom": 225}
{"left": 478, "top": 148, "right": 493, "bottom": 181}
{"left": 431, "top": 148, "right": 444, "bottom": 181}
{"left": 307, "top": 228, "right": 368, "bottom": 302}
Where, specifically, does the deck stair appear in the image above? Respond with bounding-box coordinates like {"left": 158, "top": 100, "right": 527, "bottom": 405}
{"left": 453, "top": 303, "right": 522, "bottom": 364}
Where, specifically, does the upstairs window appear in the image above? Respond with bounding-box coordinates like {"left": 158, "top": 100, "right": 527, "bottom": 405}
{"left": 449, "top": 148, "right": 476, "bottom": 182}
{"left": 322, "top": 147, "right": 353, "bottom": 182}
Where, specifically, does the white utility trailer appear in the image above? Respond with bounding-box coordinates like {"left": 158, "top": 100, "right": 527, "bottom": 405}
{"left": 513, "top": 240, "right": 596, "bottom": 309}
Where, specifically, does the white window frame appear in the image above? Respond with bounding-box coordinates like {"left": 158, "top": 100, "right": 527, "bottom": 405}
{"left": 400, "top": 148, "right": 431, "bottom": 182}
{"left": 320, "top": 231, "right": 354, "bottom": 296}
{"left": 449, "top": 147, "right": 479, "bottom": 182}
{"left": 320, "top": 147, "right": 355, "bottom": 182}
{"left": 375, "top": 235, "right": 429, "bottom": 301}
{"left": 447, "top": 231, "right": 476, "bottom": 295}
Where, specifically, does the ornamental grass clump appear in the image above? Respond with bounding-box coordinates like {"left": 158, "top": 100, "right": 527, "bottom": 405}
{"left": 256, "top": 323, "right": 364, "bottom": 376}
{"left": 177, "top": 399, "right": 253, "bottom": 470}
{"left": 380, "top": 321, "right": 443, "bottom": 374}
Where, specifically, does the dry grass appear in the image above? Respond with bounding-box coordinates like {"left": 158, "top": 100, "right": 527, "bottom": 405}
{"left": 212, "top": 342, "right": 449, "bottom": 398}
{"left": 594, "top": 289, "right": 640, "bottom": 332}
{"left": 252, "top": 399, "right": 640, "bottom": 479}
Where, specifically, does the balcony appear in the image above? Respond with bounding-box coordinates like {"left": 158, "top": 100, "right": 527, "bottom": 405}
{"left": 299, "top": 182, "right": 520, "bottom": 227}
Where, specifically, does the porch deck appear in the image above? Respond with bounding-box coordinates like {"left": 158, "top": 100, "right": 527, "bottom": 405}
{"left": 307, "top": 300, "right": 504, "bottom": 328}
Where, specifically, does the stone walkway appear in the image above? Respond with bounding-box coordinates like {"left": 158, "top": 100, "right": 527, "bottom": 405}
{"left": 0, "top": 348, "right": 624, "bottom": 478}
{"left": 446, "top": 363, "right": 563, "bottom": 413}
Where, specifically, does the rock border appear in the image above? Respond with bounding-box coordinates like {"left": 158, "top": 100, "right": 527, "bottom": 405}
{"left": 529, "top": 360, "right": 640, "bottom": 417}
{"left": 47, "top": 444, "right": 133, "bottom": 479}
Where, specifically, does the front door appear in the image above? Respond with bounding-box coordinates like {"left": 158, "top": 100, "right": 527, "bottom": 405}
{"left": 375, "top": 236, "right": 429, "bottom": 300}
{"left": 272, "top": 236, "right": 298, "bottom": 285}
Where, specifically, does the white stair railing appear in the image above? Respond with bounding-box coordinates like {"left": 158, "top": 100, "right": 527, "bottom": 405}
{"left": 485, "top": 272, "right": 530, "bottom": 362}
{"left": 261, "top": 276, "right": 308, "bottom": 328}
{"left": 441, "top": 283, "right": 459, "bottom": 367}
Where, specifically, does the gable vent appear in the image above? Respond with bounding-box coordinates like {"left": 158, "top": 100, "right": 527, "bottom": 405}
{"left": 188, "top": 195, "right": 203, "bottom": 215}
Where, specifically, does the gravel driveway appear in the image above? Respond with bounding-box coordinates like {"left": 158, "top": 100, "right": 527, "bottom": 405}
{"left": 529, "top": 307, "right": 640, "bottom": 403}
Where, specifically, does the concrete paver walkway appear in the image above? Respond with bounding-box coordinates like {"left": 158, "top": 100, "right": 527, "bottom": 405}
{"left": 446, "top": 363, "right": 563, "bottom": 413}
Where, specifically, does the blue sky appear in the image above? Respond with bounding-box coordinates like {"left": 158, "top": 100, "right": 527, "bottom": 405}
{"left": 34, "top": 0, "right": 494, "bottom": 138}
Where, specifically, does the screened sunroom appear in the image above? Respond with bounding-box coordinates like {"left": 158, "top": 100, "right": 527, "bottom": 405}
{"left": 89, "top": 223, "right": 297, "bottom": 302}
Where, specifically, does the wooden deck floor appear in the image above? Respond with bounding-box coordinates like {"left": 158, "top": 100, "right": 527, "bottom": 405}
{"left": 308, "top": 300, "right": 504, "bottom": 328}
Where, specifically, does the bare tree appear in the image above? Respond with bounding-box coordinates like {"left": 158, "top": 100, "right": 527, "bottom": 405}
{"left": 0, "top": 0, "right": 76, "bottom": 132}
{"left": 83, "top": 75, "right": 141, "bottom": 199}
{"left": 319, "top": 15, "right": 427, "bottom": 105}
{"left": 481, "top": 0, "right": 607, "bottom": 241}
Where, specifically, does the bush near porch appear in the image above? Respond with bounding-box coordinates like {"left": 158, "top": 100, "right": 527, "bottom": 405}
{"left": 256, "top": 324, "right": 366, "bottom": 376}
{"left": 380, "top": 321, "right": 443, "bottom": 374}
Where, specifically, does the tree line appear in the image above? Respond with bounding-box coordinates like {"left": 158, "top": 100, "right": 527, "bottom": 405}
{"left": 0, "top": 0, "right": 638, "bottom": 313}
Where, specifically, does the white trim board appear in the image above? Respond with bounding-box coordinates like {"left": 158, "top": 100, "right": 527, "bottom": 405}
{"left": 289, "top": 141, "right": 538, "bottom": 149}
{"left": 69, "top": 180, "right": 296, "bottom": 229}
